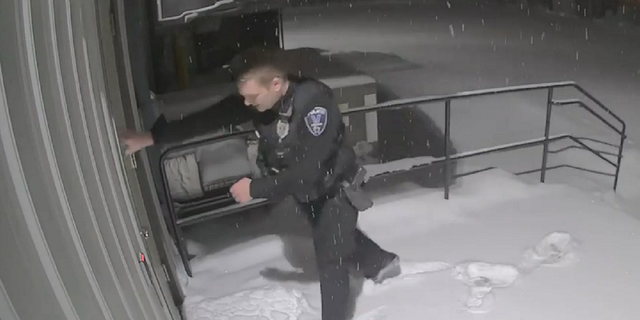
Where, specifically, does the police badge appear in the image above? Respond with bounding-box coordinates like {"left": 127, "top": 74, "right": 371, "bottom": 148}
{"left": 304, "top": 106, "right": 328, "bottom": 136}
{"left": 276, "top": 120, "right": 289, "bottom": 140}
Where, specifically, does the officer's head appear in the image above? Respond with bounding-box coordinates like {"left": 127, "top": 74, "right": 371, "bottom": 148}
{"left": 231, "top": 47, "right": 289, "bottom": 112}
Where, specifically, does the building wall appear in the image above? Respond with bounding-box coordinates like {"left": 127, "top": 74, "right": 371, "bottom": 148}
{"left": 0, "top": 0, "right": 177, "bottom": 319}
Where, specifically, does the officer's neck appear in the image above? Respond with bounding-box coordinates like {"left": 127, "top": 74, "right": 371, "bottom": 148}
{"left": 272, "top": 80, "right": 291, "bottom": 112}
{"left": 280, "top": 80, "right": 291, "bottom": 99}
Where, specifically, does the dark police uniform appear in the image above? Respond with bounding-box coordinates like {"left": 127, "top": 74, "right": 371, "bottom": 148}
{"left": 151, "top": 75, "right": 399, "bottom": 320}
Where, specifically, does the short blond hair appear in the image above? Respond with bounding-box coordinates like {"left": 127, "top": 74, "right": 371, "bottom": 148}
{"left": 230, "top": 46, "right": 288, "bottom": 87}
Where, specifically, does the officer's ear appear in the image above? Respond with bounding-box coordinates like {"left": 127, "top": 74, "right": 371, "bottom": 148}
{"left": 271, "top": 76, "right": 284, "bottom": 92}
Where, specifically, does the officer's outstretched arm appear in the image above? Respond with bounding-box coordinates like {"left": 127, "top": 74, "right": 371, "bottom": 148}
{"left": 150, "top": 94, "right": 255, "bottom": 145}
{"left": 249, "top": 94, "right": 338, "bottom": 200}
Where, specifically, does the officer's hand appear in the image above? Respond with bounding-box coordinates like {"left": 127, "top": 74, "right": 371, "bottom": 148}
{"left": 230, "top": 178, "right": 253, "bottom": 203}
{"left": 121, "top": 130, "right": 154, "bottom": 155}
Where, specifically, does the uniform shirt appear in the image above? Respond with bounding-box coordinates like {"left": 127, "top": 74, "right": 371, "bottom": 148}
{"left": 150, "top": 76, "right": 346, "bottom": 203}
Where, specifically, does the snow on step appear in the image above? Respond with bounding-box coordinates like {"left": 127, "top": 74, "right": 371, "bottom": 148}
{"left": 184, "top": 286, "right": 315, "bottom": 320}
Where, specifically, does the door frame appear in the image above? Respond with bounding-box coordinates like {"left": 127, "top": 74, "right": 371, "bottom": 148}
{"left": 96, "top": 0, "right": 186, "bottom": 315}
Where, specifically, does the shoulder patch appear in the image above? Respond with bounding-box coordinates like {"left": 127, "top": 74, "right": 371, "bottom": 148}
{"left": 304, "top": 106, "right": 328, "bottom": 137}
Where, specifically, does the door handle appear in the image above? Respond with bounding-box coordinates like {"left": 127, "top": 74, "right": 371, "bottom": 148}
{"left": 129, "top": 153, "right": 138, "bottom": 169}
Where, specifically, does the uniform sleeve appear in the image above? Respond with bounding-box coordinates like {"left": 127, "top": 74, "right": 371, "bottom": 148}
{"left": 150, "top": 94, "right": 255, "bottom": 145}
{"left": 255, "top": 134, "right": 270, "bottom": 176}
{"left": 249, "top": 91, "right": 339, "bottom": 200}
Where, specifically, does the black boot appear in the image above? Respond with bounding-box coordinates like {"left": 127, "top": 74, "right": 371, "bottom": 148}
{"left": 370, "top": 254, "right": 401, "bottom": 284}
{"left": 352, "top": 228, "right": 402, "bottom": 282}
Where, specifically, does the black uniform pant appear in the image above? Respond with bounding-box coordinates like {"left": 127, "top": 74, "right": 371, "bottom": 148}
{"left": 300, "top": 192, "right": 397, "bottom": 320}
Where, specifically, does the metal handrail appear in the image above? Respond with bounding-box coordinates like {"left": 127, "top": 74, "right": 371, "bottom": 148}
{"left": 159, "top": 82, "right": 627, "bottom": 193}
{"left": 157, "top": 81, "right": 627, "bottom": 277}
{"left": 342, "top": 81, "right": 625, "bottom": 131}
{"left": 340, "top": 81, "right": 626, "bottom": 196}
{"left": 551, "top": 99, "right": 626, "bottom": 189}
{"left": 343, "top": 81, "right": 574, "bottom": 114}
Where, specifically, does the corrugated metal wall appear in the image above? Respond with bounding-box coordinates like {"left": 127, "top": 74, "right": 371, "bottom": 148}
{"left": 0, "top": 0, "right": 177, "bottom": 319}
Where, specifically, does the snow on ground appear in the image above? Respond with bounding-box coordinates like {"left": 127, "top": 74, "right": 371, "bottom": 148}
{"left": 177, "top": 1, "right": 640, "bottom": 319}
{"left": 180, "top": 169, "right": 640, "bottom": 320}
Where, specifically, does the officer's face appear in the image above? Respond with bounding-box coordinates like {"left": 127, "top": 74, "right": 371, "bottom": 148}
{"left": 238, "top": 77, "right": 284, "bottom": 112}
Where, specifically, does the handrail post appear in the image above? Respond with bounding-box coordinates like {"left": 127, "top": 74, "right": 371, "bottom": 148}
{"left": 444, "top": 99, "right": 452, "bottom": 199}
{"left": 540, "top": 88, "right": 554, "bottom": 183}
{"left": 613, "top": 128, "right": 626, "bottom": 191}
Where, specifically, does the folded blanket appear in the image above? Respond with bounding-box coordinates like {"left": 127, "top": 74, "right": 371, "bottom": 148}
{"left": 163, "top": 152, "right": 203, "bottom": 202}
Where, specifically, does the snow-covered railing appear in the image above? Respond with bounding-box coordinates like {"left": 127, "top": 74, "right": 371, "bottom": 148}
{"left": 343, "top": 81, "right": 627, "bottom": 199}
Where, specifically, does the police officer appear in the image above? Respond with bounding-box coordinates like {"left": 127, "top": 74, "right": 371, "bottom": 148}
{"left": 122, "top": 47, "right": 401, "bottom": 320}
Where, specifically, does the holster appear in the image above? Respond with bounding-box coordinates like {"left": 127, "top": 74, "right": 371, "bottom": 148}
{"left": 324, "top": 145, "right": 374, "bottom": 212}
{"left": 339, "top": 166, "right": 374, "bottom": 212}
